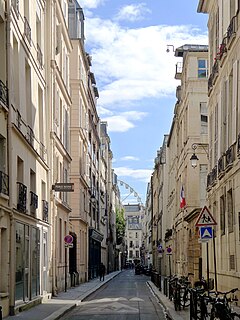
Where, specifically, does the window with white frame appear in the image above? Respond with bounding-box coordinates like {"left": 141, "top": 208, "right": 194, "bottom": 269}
{"left": 198, "top": 59, "right": 208, "bottom": 78}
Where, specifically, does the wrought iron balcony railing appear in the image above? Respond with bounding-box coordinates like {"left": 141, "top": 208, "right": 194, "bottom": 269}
{"left": 42, "top": 200, "right": 48, "bottom": 222}
{"left": 24, "top": 17, "right": 31, "bottom": 44}
{"left": 218, "top": 154, "right": 225, "bottom": 178}
{"left": 37, "top": 44, "right": 43, "bottom": 68}
{"left": 225, "top": 144, "right": 235, "bottom": 170}
{"left": 227, "top": 15, "right": 237, "bottom": 43}
{"left": 207, "top": 165, "right": 217, "bottom": 189}
{"left": 237, "top": 132, "right": 240, "bottom": 157}
{"left": 0, "top": 171, "right": 9, "bottom": 196}
{"left": 17, "top": 182, "right": 27, "bottom": 213}
{"left": 30, "top": 191, "right": 38, "bottom": 214}
{"left": 0, "top": 80, "right": 8, "bottom": 107}
{"left": 11, "top": 0, "right": 19, "bottom": 18}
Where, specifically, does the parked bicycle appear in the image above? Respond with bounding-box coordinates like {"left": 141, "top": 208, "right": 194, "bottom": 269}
{"left": 208, "top": 288, "right": 239, "bottom": 320}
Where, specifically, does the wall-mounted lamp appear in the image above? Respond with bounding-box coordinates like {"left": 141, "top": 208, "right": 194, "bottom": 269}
{"left": 190, "top": 143, "right": 208, "bottom": 168}
{"left": 166, "top": 45, "right": 175, "bottom": 53}
{"left": 190, "top": 144, "right": 199, "bottom": 168}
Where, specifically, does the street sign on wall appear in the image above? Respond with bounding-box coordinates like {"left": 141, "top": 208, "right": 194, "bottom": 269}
{"left": 52, "top": 183, "right": 74, "bottom": 192}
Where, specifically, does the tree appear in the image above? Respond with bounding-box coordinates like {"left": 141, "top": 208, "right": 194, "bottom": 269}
{"left": 116, "top": 208, "right": 126, "bottom": 245}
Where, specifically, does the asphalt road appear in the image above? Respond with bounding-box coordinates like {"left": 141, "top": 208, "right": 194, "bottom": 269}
{"left": 61, "top": 269, "right": 167, "bottom": 320}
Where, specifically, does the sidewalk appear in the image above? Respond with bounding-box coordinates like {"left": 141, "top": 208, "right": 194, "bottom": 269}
{"left": 4, "top": 271, "right": 121, "bottom": 320}
{"left": 147, "top": 281, "right": 240, "bottom": 320}
{"left": 147, "top": 281, "right": 189, "bottom": 320}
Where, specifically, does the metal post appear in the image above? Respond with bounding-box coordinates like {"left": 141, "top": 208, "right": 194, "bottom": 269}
{"left": 206, "top": 242, "right": 209, "bottom": 291}
{"left": 212, "top": 229, "right": 217, "bottom": 291}
{"left": 169, "top": 255, "right": 171, "bottom": 277}
{"left": 65, "top": 246, "right": 67, "bottom": 292}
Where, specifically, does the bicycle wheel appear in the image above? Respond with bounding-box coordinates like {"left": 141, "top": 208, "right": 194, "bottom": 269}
{"left": 180, "top": 287, "right": 190, "bottom": 308}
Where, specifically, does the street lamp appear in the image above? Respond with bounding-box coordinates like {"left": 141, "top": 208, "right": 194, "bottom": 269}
{"left": 166, "top": 44, "right": 175, "bottom": 53}
{"left": 190, "top": 143, "right": 208, "bottom": 168}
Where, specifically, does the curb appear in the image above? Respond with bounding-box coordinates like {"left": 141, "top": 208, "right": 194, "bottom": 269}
{"left": 147, "top": 281, "right": 188, "bottom": 320}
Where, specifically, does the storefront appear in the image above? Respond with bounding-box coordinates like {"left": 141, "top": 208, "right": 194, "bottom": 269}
{"left": 88, "top": 228, "right": 103, "bottom": 279}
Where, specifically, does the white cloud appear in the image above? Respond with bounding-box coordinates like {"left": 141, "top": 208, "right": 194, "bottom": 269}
{"left": 114, "top": 3, "right": 151, "bottom": 22}
{"left": 79, "top": 0, "right": 106, "bottom": 9}
{"left": 100, "top": 110, "right": 147, "bottom": 132}
{"left": 120, "top": 156, "right": 140, "bottom": 161}
{"left": 85, "top": 19, "right": 208, "bottom": 108}
{"left": 114, "top": 166, "right": 152, "bottom": 182}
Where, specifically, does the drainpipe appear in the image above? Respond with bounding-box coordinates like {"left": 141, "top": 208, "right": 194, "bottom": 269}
{"left": 6, "top": 0, "right": 16, "bottom": 315}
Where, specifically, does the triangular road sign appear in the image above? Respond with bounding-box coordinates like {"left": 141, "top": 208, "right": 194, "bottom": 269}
{"left": 195, "top": 206, "right": 217, "bottom": 227}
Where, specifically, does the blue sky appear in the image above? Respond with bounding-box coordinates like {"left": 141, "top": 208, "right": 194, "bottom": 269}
{"left": 79, "top": 0, "right": 208, "bottom": 204}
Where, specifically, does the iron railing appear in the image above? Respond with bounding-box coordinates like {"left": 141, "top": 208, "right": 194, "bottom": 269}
{"left": 0, "top": 80, "right": 8, "bottom": 107}
{"left": 42, "top": 200, "right": 48, "bottom": 222}
{"left": 0, "top": 171, "right": 9, "bottom": 196}
{"left": 17, "top": 182, "right": 27, "bottom": 213}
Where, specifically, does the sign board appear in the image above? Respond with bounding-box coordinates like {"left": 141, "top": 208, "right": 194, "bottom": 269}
{"left": 166, "top": 247, "right": 172, "bottom": 255}
{"left": 200, "top": 226, "right": 213, "bottom": 240}
{"left": 64, "top": 235, "right": 73, "bottom": 244}
{"left": 195, "top": 206, "right": 217, "bottom": 227}
{"left": 52, "top": 183, "right": 74, "bottom": 192}
{"left": 65, "top": 243, "right": 73, "bottom": 248}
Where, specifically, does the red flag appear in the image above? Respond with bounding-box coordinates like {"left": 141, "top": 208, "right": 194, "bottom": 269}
{"left": 180, "top": 185, "right": 186, "bottom": 208}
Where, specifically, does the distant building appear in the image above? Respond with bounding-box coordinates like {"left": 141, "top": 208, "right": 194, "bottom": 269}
{"left": 124, "top": 204, "right": 144, "bottom": 264}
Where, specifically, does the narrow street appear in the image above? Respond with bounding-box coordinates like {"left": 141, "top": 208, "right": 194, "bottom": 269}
{"left": 61, "top": 269, "right": 167, "bottom": 320}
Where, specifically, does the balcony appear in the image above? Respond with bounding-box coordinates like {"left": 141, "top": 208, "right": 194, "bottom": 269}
{"left": 175, "top": 62, "right": 183, "bottom": 80}
{"left": 0, "top": 171, "right": 9, "bottom": 196}
{"left": 237, "top": 132, "right": 240, "bottom": 157}
{"left": 42, "top": 200, "right": 49, "bottom": 222}
{"left": 11, "top": 0, "right": 19, "bottom": 18}
{"left": 225, "top": 144, "right": 235, "bottom": 171}
{"left": 207, "top": 165, "right": 217, "bottom": 190}
{"left": 226, "top": 15, "right": 237, "bottom": 47}
{"left": 216, "top": 37, "right": 227, "bottom": 64}
{"left": 24, "top": 17, "right": 31, "bottom": 44}
{"left": 17, "top": 182, "right": 27, "bottom": 213}
{"left": 12, "top": 106, "right": 47, "bottom": 162}
{"left": 27, "top": 125, "right": 34, "bottom": 147}
{"left": 0, "top": 80, "right": 8, "bottom": 108}
{"left": 37, "top": 44, "right": 43, "bottom": 68}
{"left": 218, "top": 154, "right": 225, "bottom": 179}
{"left": 208, "top": 60, "right": 219, "bottom": 95}
{"left": 30, "top": 191, "right": 38, "bottom": 214}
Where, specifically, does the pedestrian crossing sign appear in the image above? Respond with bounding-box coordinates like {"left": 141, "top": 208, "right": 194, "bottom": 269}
{"left": 195, "top": 206, "right": 217, "bottom": 227}
{"left": 200, "top": 226, "right": 213, "bottom": 240}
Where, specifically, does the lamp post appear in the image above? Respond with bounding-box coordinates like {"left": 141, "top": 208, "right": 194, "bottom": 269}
{"left": 190, "top": 143, "right": 208, "bottom": 168}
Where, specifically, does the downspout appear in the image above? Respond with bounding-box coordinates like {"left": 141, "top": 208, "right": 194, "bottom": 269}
{"left": 6, "top": 0, "right": 15, "bottom": 315}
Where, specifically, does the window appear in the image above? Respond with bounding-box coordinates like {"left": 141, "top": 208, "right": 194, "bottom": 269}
{"left": 220, "top": 194, "right": 226, "bottom": 235}
{"left": 198, "top": 59, "right": 208, "bottom": 78}
{"left": 200, "top": 102, "right": 208, "bottom": 134}
{"left": 227, "top": 189, "right": 234, "bottom": 233}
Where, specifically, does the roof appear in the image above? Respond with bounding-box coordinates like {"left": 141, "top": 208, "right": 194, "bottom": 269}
{"left": 175, "top": 44, "right": 208, "bottom": 57}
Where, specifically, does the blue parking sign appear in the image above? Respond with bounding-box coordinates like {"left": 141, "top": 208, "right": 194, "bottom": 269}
{"left": 200, "top": 226, "right": 213, "bottom": 240}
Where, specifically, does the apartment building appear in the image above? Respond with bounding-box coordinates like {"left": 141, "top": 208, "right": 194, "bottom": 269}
{"left": 46, "top": 0, "right": 73, "bottom": 294}
{"left": 151, "top": 136, "right": 171, "bottom": 276}
{"left": 0, "top": 1, "right": 10, "bottom": 317}
{"left": 124, "top": 204, "right": 143, "bottom": 264}
{"left": 198, "top": 0, "right": 240, "bottom": 293}
{"left": 168, "top": 44, "right": 209, "bottom": 280}
{"left": 68, "top": 0, "right": 89, "bottom": 285}
{"left": 147, "top": 45, "right": 209, "bottom": 282}
{"left": 0, "top": 0, "right": 51, "bottom": 316}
